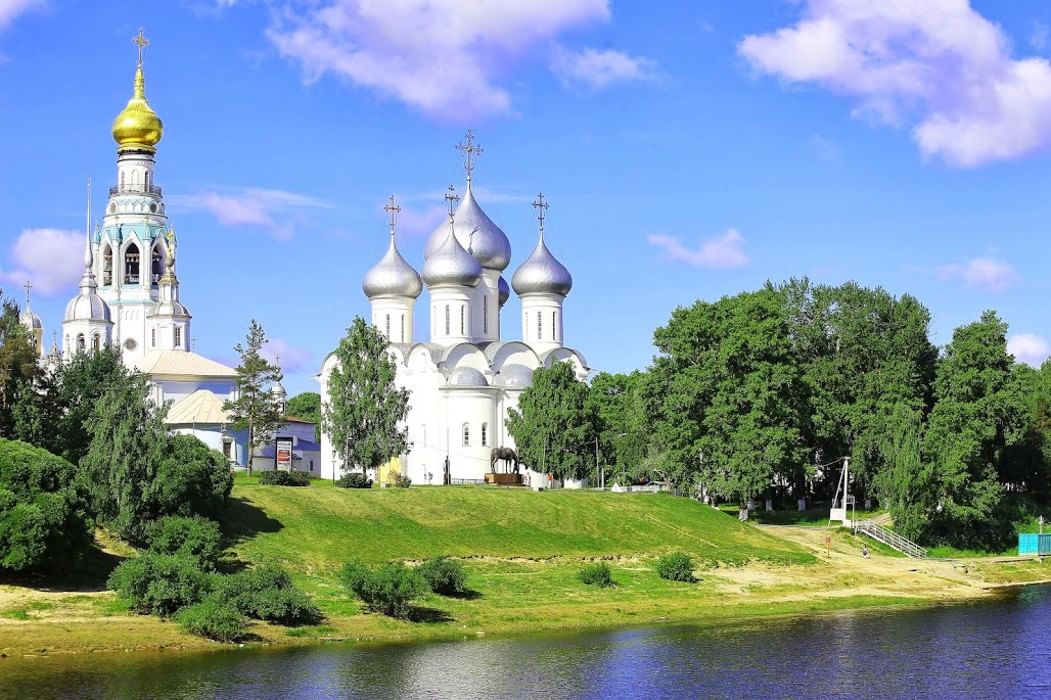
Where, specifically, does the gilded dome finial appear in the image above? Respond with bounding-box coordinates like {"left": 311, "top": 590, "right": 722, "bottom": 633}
{"left": 112, "top": 28, "right": 163, "bottom": 152}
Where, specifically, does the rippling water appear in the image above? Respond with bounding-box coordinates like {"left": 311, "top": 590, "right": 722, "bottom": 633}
{"left": 3, "top": 586, "right": 1050, "bottom": 699}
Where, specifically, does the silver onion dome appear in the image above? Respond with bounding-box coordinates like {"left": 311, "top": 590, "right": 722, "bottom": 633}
{"left": 422, "top": 227, "right": 482, "bottom": 288}
{"left": 148, "top": 297, "right": 191, "bottom": 319}
{"left": 498, "top": 276, "right": 510, "bottom": 306}
{"left": 64, "top": 234, "right": 111, "bottom": 323}
{"left": 424, "top": 182, "right": 511, "bottom": 271}
{"left": 363, "top": 235, "right": 423, "bottom": 299}
{"left": 511, "top": 233, "right": 572, "bottom": 297}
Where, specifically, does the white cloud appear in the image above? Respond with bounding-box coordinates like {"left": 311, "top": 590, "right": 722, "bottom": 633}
{"left": 0, "top": 0, "right": 43, "bottom": 30}
{"left": 262, "top": 338, "right": 311, "bottom": 373}
{"left": 1008, "top": 333, "right": 1050, "bottom": 367}
{"left": 168, "top": 187, "right": 331, "bottom": 240}
{"left": 738, "top": 0, "right": 1051, "bottom": 167}
{"left": 936, "top": 256, "right": 1016, "bottom": 292}
{"left": 0, "top": 228, "right": 83, "bottom": 295}
{"left": 396, "top": 203, "right": 446, "bottom": 238}
{"left": 551, "top": 46, "right": 656, "bottom": 90}
{"left": 647, "top": 229, "right": 750, "bottom": 269}
{"left": 265, "top": 0, "right": 622, "bottom": 120}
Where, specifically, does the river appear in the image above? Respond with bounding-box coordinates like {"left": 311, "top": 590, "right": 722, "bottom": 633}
{"left": 2, "top": 586, "right": 1049, "bottom": 699}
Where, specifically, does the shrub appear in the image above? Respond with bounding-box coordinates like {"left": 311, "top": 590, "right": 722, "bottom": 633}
{"left": 339, "top": 560, "right": 426, "bottom": 618}
{"left": 153, "top": 434, "right": 234, "bottom": 520}
{"left": 337, "top": 473, "right": 372, "bottom": 489}
{"left": 392, "top": 473, "right": 412, "bottom": 488}
{"left": 655, "top": 552, "right": 695, "bottom": 583}
{"left": 146, "top": 515, "right": 222, "bottom": 570}
{"left": 212, "top": 563, "right": 320, "bottom": 625}
{"left": 259, "top": 470, "right": 310, "bottom": 487}
{"left": 0, "top": 438, "right": 91, "bottom": 573}
{"left": 577, "top": 562, "right": 613, "bottom": 587}
{"left": 417, "top": 557, "right": 466, "bottom": 596}
{"left": 107, "top": 553, "right": 210, "bottom": 616}
{"left": 177, "top": 598, "right": 248, "bottom": 643}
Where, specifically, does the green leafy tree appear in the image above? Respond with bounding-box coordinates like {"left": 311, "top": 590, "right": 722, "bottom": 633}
{"left": 322, "top": 317, "right": 410, "bottom": 480}
{"left": 506, "top": 361, "right": 597, "bottom": 481}
{"left": 586, "top": 371, "right": 649, "bottom": 484}
{"left": 79, "top": 372, "right": 171, "bottom": 544}
{"left": 153, "top": 434, "right": 234, "bottom": 520}
{"left": 223, "top": 320, "right": 284, "bottom": 476}
{"left": 921, "top": 311, "right": 1029, "bottom": 548}
{"left": 286, "top": 391, "right": 321, "bottom": 441}
{"left": 874, "top": 404, "right": 934, "bottom": 540}
{"left": 0, "top": 293, "right": 39, "bottom": 439}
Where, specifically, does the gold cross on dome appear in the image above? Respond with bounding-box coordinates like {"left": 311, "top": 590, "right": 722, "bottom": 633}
{"left": 444, "top": 185, "right": 460, "bottom": 220}
{"left": 456, "top": 129, "right": 483, "bottom": 181}
{"left": 384, "top": 195, "right": 401, "bottom": 235}
{"left": 133, "top": 28, "right": 150, "bottom": 66}
{"left": 532, "top": 192, "right": 549, "bottom": 231}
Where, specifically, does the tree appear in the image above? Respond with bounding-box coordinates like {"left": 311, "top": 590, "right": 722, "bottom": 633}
{"left": 506, "top": 362, "right": 597, "bottom": 481}
{"left": 223, "top": 320, "right": 284, "bottom": 476}
{"left": 921, "top": 311, "right": 1029, "bottom": 548}
{"left": 286, "top": 391, "right": 321, "bottom": 442}
{"left": 322, "top": 317, "right": 410, "bottom": 479}
{"left": 0, "top": 438, "right": 91, "bottom": 572}
{"left": 0, "top": 292, "right": 39, "bottom": 439}
{"left": 55, "top": 346, "right": 128, "bottom": 464}
{"left": 79, "top": 372, "right": 171, "bottom": 544}
{"left": 153, "top": 434, "right": 234, "bottom": 521}
{"left": 586, "top": 371, "right": 649, "bottom": 484}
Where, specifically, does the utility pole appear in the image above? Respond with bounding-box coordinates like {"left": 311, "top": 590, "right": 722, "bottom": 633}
{"left": 594, "top": 437, "right": 602, "bottom": 490}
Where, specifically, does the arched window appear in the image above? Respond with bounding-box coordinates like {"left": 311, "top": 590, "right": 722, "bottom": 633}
{"left": 92, "top": 334, "right": 100, "bottom": 352}
{"left": 400, "top": 315, "right": 405, "bottom": 343}
{"left": 385, "top": 314, "right": 391, "bottom": 339}
{"left": 537, "top": 311, "right": 542, "bottom": 340}
{"left": 481, "top": 422, "right": 488, "bottom": 447}
{"left": 460, "top": 305, "right": 465, "bottom": 335}
{"left": 102, "top": 245, "right": 113, "bottom": 286}
{"left": 124, "top": 243, "right": 140, "bottom": 284}
{"left": 445, "top": 305, "right": 450, "bottom": 336}
{"left": 151, "top": 244, "right": 163, "bottom": 285}
{"left": 151, "top": 328, "right": 156, "bottom": 348}
{"left": 462, "top": 423, "right": 470, "bottom": 447}
{"left": 552, "top": 311, "right": 557, "bottom": 341}
{"left": 76, "top": 334, "right": 85, "bottom": 352}
{"left": 64, "top": 335, "right": 70, "bottom": 353}
{"left": 174, "top": 326, "right": 182, "bottom": 348}
{"left": 483, "top": 296, "right": 489, "bottom": 334}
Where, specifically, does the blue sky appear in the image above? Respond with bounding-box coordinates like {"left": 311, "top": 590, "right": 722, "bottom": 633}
{"left": 3, "top": 0, "right": 1051, "bottom": 395}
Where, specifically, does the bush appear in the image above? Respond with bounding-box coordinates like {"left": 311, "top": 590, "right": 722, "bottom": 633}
{"left": 339, "top": 560, "right": 426, "bottom": 618}
{"left": 417, "top": 557, "right": 466, "bottom": 596}
{"left": 212, "top": 563, "right": 320, "bottom": 625}
{"left": 146, "top": 515, "right": 222, "bottom": 570}
{"left": 655, "top": 552, "right": 695, "bottom": 582}
{"left": 177, "top": 598, "right": 247, "bottom": 642}
{"left": 0, "top": 438, "right": 91, "bottom": 573}
{"left": 577, "top": 562, "right": 613, "bottom": 587}
{"left": 154, "top": 434, "right": 234, "bottom": 521}
{"left": 392, "top": 473, "right": 412, "bottom": 488}
{"left": 259, "top": 470, "right": 311, "bottom": 487}
{"left": 107, "top": 553, "right": 210, "bottom": 616}
{"left": 337, "top": 473, "right": 372, "bottom": 489}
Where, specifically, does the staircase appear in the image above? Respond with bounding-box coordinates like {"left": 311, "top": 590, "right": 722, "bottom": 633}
{"left": 855, "top": 519, "right": 927, "bottom": 559}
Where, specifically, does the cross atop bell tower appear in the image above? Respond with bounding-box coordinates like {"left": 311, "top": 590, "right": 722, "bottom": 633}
{"left": 133, "top": 27, "right": 150, "bottom": 67}
{"left": 456, "top": 129, "right": 483, "bottom": 182}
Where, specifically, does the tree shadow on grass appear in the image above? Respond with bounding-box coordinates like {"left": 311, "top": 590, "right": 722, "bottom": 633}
{"left": 406, "top": 606, "right": 454, "bottom": 624}
{"left": 0, "top": 543, "right": 124, "bottom": 593}
{"left": 220, "top": 496, "right": 284, "bottom": 547}
{"left": 445, "top": 588, "right": 482, "bottom": 601}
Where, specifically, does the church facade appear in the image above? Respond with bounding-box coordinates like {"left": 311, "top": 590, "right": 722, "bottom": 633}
{"left": 319, "top": 134, "right": 589, "bottom": 484}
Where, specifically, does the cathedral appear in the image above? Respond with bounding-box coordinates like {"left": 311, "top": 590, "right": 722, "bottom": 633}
{"left": 23, "top": 33, "right": 254, "bottom": 467}
{"left": 318, "top": 133, "right": 589, "bottom": 484}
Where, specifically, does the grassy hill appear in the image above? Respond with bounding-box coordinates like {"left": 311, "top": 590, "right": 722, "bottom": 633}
{"left": 223, "top": 477, "right": 813, "bottom": 573}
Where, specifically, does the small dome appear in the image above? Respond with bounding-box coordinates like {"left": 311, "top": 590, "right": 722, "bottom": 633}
{"left": 422, "top": 227, "right": 482, "bottom": 288}
{"left": 271, "top": 381, "right": 287, "bottom": 398}
{"left": 20, "top": 307, "right": 42, "bottom": 330}
{"left": 425, "top": 182, "right": 511, "bottom": 271}
{"left": 495, "top": 364, "right": 534, "bottom": 388}
{"left": 448, "top": 366, "right": 488, "bottom": 387}
{"left": 112, "top": 66, "right": 163, "bottom": 151}
{"left": 511, "top": 234, "right": 572, "bottom": 297}
{"left": 363, "top": 235, "right": 422, "bottom": 299}
{"left": 148, "top": 299, "right": 191, "bottom": 319}
{"left": 64, "top": 294, "right": 111, "bottom": 323}
{"left": 498, "top": 276, "right": 510, "bottom": 306}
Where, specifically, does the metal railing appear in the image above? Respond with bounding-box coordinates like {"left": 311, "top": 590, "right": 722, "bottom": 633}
{"left": 109, "top": 184, "right": 163, "bottom": 196}
{"left": 855, "top": 519, "right": 928, "bottom": 558}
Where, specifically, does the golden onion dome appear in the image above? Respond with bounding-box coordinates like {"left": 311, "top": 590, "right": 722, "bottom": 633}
{"left": 112, "top": 64, "right": 163, "bottom": 151}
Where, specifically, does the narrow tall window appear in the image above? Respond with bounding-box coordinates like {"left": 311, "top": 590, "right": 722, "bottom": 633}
{"left": 552, "top": 311, "right": 557, "bottom": 341}
{"left": 537, "top": 311, "right": 542, "bottom": 340}
{"left": 102, "top": 246, "right": 113, "bottom": 286}
{"left": 385, "top": 314, "right": 391, "bottom": 339}
{"left": 92, "top": 334, "right": 100, "bottom": 352}
{"left": 483, "top": 296, "right": 489, "bottom": 334}
{"left": 124, "top": 243, "right": 140, "bottom": 284}
{"left": 481, "top": 422, "right": 488, "bottom": 447}
{"left": 151, "top": 245, "right": 162, "bottom": 285}
{"left": 400, "top": 315, "right": 405, "bottom": 343}
{"left": 462, "top": 423, "right": 470, "bottom": 447}
{"left": 151, "top": 328, "right": 156, "bottom": 348}
{"left": 445, "top": 305, "right": 450, "bottom": 335}
{"left": 76, "top": 334, "right": 85, "bottom": 352}
{"left": 174, "top": 326, "right": 182, "bottom": 348}
{"left": 460, "top": 305, "right": 465, "bottom": 335}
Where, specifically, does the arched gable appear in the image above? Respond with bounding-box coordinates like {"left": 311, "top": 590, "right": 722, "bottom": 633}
{"left": 441, "top": 343, "right": 490, "bottom": 373}
{"left": 486, "top": 341, "right": 541, "bottom": 372}
{"left": 542, "top": 347, "right": 589, "bottom": 379}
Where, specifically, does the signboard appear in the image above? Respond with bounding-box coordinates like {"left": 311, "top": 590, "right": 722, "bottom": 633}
{"left": 275, "top": 437, "right": 294, "bottom": 471}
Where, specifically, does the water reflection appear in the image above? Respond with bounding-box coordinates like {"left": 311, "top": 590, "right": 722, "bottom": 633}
{"left": 3, "top": 587, "right": 1050, "bottom": 699}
